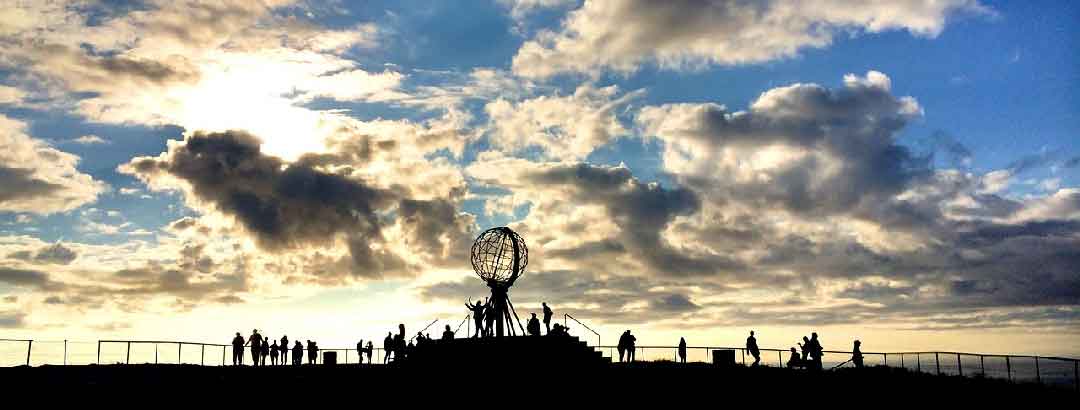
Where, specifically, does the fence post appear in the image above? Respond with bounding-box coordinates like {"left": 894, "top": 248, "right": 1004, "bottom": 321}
{"left": 980, "top": 355, "right": 985, "bottom": 376}
{"left": 741, "top": 348, "right": 745, "bottom": 365}
{"left": 935, "top": 352, "right": 940, "bottom": 375}
{"left": 884, "top": 353, "right": 887, "bottom": 367}
{"left": 1074, "top": 360, "right": 1078, "bottom": 392}
{"left": 1034, "top": 357, "right": 1040, "bottom": 384}
{"left": 64, "top": 339, "right": 68, "bottom": 366}
{"left": 155, "top": 343, "right": 158, "bottom": 364}
{"left": 96, "top": 341, "right": 101, "bottom": 365}
{"left": 222, "top": 346, "right": 226, "bottom": 366}
{"left": 178, "top": 343, "right": 182, "bottom": 365}
{"left": 916, "top": 354, "right": 920, "bottom": 373}
{"left": 25, "top": 340, "right": 32, "bottom": 366}
{"left": 900, "top": 353, "right": 904, "bottom": 369}
{"left": 201, "top": 344, "right": 205, "bottom": 366}
{"left": 957, "top": 354, "right": 962, "bottom": 377}
{"left": 1006, "top": 356, "right": 1011, "bottom": 381}
{"left": 778, "top": 350, "right": 782, "bottom": 367}
{"left": 126, "top": 341, "right": 131, "bottom": 364}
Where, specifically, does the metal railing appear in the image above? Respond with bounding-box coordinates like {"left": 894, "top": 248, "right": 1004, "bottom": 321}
{"left": 599, "top": 344, "right": 1079, "bottom": 391}
{"left": 3, "top": 338, "right": 1077, "bottom": 390}
{"left": 563, "top": 314, "right": 600, "bottom": 347}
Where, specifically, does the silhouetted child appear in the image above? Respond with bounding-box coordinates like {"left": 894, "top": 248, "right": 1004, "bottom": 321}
{"left": 365, "top": 341, "right": 373, "bottom": 363}
{"left": 261, "top": 336, "right": 270, "bottom": 366}
{"left": 527, "top": 313, "right": 541, "bottom": 336}
{"left": 678, "top": 337, "right": 687, "bottom": 363}
{"left": 787, "top": 347, "right": 801, "bottom": 369}
{"left": 852, "top": 340, "right": 864, "bottom": 368}
{"left": 442, "top": 325, "right": 454, "bottom": 341}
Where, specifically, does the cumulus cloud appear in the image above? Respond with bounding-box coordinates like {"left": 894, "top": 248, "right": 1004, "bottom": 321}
{"left": 513, "top": 0, "right": 990, "bottom": 77}
{"left": 484, "top": 83, "right": 644, "bottom": 160}
{"left": 7, "top": 242, "right": 78, "bottom": 265}
{"left": 0, "top": 114, "right": 107, "bottom": 214}
{"left": 71, "top": 135, "right": 109, "bottom": 145}
{"left": 121, "top": 129, "right": 476, "bottom": 279}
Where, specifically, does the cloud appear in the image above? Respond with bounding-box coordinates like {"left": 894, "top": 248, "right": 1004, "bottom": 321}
{"left": 484, "top": 83, "right": 644, "bottom": 160}
{"left": 512, "top": 0, "right": 990, "bottom": 78}
{"left": 121, "top": 129, "right": 475, "bottom": 279}
{"left": 0, "top": 267, "right": 64, "bottom": 291}
{"left": 0, "top": 311, "right": 26, "bottom": 328}
{"left": 7, "top": 242, "right": 78, "bottom": 265}
{"left": 0, "top": 115, "right": 107, "bottom": 214}
{"left": 71, "top": 135, "right": 109, "bottom": 145}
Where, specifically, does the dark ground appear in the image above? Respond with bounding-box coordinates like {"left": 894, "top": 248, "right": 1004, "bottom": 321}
{"left": 1, "top": 362, "right": 1074, "bottom": 404}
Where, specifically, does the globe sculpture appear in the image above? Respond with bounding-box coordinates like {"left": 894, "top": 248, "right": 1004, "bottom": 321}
{"left": 470, "top": 226, "right": 529, "bottom": 337}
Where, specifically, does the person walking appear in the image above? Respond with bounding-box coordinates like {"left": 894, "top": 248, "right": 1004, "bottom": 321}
{"left": 746, "top": 330, "right": 760, "bottom": 367}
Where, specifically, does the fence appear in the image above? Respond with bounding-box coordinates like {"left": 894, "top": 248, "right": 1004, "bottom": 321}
{"left": 600, "top": 345, "right": 1079, "bottom": 391}
{"left": 3, "top": 338, "right": 1077, "bottom": 390}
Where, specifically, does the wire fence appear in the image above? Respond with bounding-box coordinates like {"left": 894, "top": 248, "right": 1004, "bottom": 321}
{"left": 3, "top": 338, "right": 1077, "bottom": 391}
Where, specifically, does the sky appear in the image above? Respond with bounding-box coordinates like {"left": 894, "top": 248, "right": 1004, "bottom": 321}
{"left": 0, "top": 0, "right": 1078, "bottom": 360}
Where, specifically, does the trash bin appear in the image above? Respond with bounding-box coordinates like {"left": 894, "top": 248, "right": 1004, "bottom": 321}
{"left": 712, "top": 349, "right": 735, "bottom": 366}
{"left": 323, "top": 351, "right": 337, "bottom": 365}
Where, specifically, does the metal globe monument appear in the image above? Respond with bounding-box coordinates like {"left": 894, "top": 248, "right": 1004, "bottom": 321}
{"left": 470, "top": 226, "right": 528, "bottom": 337}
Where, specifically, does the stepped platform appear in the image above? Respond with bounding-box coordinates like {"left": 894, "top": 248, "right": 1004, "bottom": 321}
{"left": 401, "top": 334, "right": 609, "bottom": 367}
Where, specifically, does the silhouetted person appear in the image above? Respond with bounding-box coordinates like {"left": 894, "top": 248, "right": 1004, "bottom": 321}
{"left": 394, "top": 324, "right": 406, "bottom": 361}
{"left": 292, "top": 341, "right": 302, "bottom": 365}
{"left": 231, "top": 332, "right": 245, "bottom": 366}
{"left": 678, "top": 337, "right": 687, "bottom": 363}
{"left": 270, "top": 341, "right": 279, "bottom": 365}
{"left": 549, "top": 323, "right": 568, "bottom": 337}
{"left": 383, "top": 332, "right": 393, "bottom": 364}
{"left": 626, "top": 331, "right": 637, "bottom": 362}
{"left": 466, "top": 299, "right": 485, "bottom": 338}
{"left": 247, "top": 329, "right": 262, "bottom": 367}
{"left": 527, "top": 313, "right": 541, "bottom": 336}
{"left": 799, "top": 336, "right": 810, "bottom": 362}
{"left": 808, "top": 332, "right": 823, "bottom": 371}
{"left": 442, "top": 325, "right": 454, "bottom": 341}
{"left": 307, "top": 340, "right": 318, "bottom": 365}
{"left": 360, "top": 338, "right": 369, "bottom": 364}
{"left": 365, "top": 341, "right": 373, "bottom": 363}
{"left": 261, "top": 336, "right": 270, "bottom": 366}
{"left": 483, "top": 299, "right": 495, "bottom": 337}
{"left": 280, "top": 335, "right": 289, "bottom": 366}
{"left": 542, "top": 302, "right": 553, "bottom": 334}
{"left": 851, "top": 340, "right": 864, "bottom": 368}
{"left": 622, "top": 330, "right": 630, "bottom": 362}
{"left": 746, "top": 330, "right": 760, "bottom": 367}
{"left": 787, "top": 347, "right": 801, "bottom": 368}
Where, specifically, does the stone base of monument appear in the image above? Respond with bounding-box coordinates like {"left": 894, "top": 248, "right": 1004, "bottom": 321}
{"left": 400, "top": 335, "right": 610, "bottom": 368}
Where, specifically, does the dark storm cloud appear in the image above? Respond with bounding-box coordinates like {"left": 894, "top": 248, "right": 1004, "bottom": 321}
{"left": 7, "top": 243, "right": 78, "bottom": 265}
{"left": 122, "top": 130, "right": 395, "bottom": 253}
